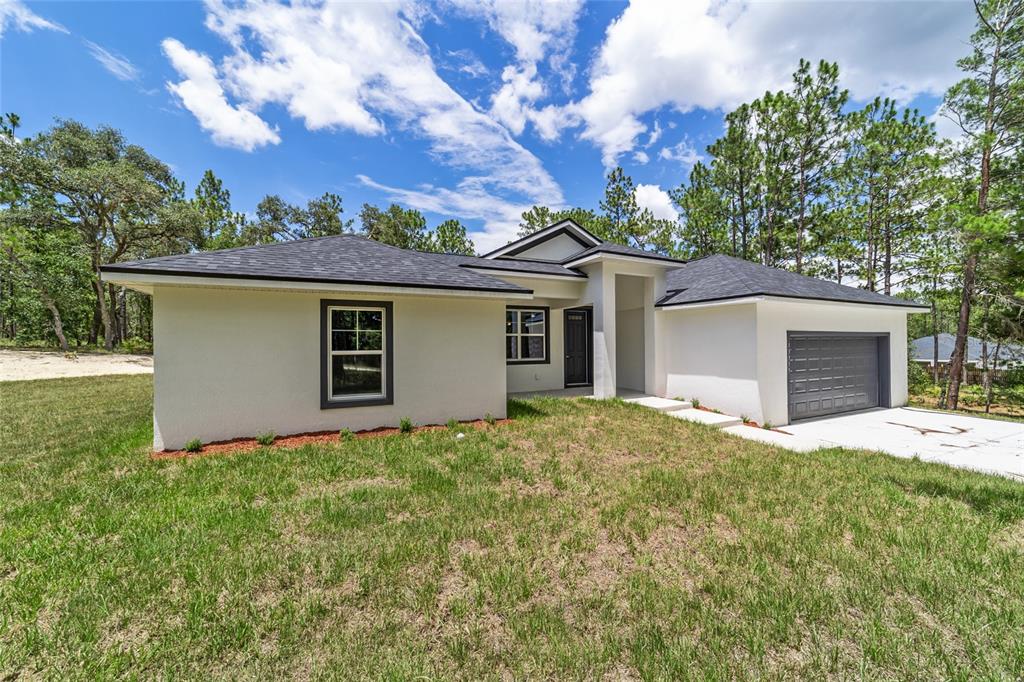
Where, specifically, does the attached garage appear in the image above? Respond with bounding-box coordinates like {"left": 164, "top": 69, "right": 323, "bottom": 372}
{"left": 787, "top": 333, "right": 890, "bottom": 421}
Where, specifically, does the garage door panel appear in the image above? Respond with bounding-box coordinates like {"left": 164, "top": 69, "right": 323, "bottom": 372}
{"left": 788, "top": 335, "right": 879, "bottom": 420}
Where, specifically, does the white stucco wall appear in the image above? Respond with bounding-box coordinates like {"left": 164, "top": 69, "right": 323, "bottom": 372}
{"left": 506, "top": 301, "right": 565, "bottom": 393}
{"left": 756, "top": 299, "right": 909, "bottom": 426}
{"left": 659, "top": 298, "right": 912, "bottom": 426}
{"left": 151, "top": 285, "right": 507, "bottom": 450}
{"left": 661, "top": 303, "right": 764, "bottom": 422}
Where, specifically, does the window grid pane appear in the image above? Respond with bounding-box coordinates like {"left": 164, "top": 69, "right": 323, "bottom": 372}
{"left": 506, "top": 308, "right": 546, "bottom": 362}
{"left": 329, "top": 306, "right": 387, "bottom": 399}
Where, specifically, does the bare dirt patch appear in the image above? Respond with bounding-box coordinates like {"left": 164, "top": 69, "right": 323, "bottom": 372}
{"left": 0, "top": 349, "right": 152, "bottom": 381}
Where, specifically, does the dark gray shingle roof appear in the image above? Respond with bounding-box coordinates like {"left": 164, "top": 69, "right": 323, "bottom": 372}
{"left": 911, "top": 333, "right": 1024, "bottom": 365}
{"left": 562, "top": 242, "right": 685, "bottom": 265}
{"left": 660, "top": 254, "right": 927, "bottom": 309}
{"left": 101, "top": 235, "right": 530, "bottom": 294}
{"left": 431, "top": 253, "right": 586, "bottom": 278}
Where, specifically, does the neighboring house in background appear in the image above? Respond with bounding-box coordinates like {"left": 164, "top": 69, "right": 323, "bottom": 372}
{"left": 911, "top": 333, "right": 1024, "bottom": 374}
{"left": 102, "top": 220, "right": 928, "bottom": 450}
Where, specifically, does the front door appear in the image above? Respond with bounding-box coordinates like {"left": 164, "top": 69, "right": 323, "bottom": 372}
{"left": 564, "top": 308, "right": 591, "bottom": 386}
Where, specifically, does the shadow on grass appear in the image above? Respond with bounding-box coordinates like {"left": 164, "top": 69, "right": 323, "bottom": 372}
{"left": 507, "top": 399, "right": 550, "bottom": 420}
{"left": 889, "top": 474, "right": 1024, "bottom": 524}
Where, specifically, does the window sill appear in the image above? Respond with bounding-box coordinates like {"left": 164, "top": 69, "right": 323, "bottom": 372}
{"left": 506, "top": 359, "right": 550, "bottom": 366}
{"left": 321, "top": 396, "right": 394, "bottom": 410}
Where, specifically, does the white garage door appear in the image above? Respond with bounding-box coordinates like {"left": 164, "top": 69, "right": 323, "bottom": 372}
{"left": 788, "top": 335, "right": 880, "bottom": 420}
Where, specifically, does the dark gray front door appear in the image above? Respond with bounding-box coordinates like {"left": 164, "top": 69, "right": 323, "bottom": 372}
{"left": 564, "top": 309, "right": 591, "bottom": 386}
{"left": 788, "top": 335, "right": 880, "bottom": 420}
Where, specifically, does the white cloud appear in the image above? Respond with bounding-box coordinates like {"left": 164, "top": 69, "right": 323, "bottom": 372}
{"left": 658, "top": 136, "right": 703, "bottom": 169}
{"left": 0, "top": 0, "right": 66, "bottom": 37}
{"left": 632, "top": 150, "right": 649, "bottom": 164}
{"left": 572, "top": 0, "right": 975, "bottom": 165}
{"left": 442, "top": 0, "right": 584, "bottom": 138}
{"left": 634, "top": 184, "right": 678, "bottom": 222}
{"left": 930, "top": 105, "right": 967, "bottom": 143}
{"left": 164, "top": 1, "right": 564, "bottom": 248}
{"left": 161, "top": 38, "right": 281, "bottom": 152}
{"left": 444, "top": 49, "right": 489, "bottom": 78}
{"left": 84, "top": 40, "right": 140, "bottom": 81}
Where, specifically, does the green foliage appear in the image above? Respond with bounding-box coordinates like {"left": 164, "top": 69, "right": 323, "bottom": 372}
{"left": 359, "top": 203, "right": 428, "bottom": 250}
{"left": 120, "top": 336, "right": 151, "bottom": 354}
{"left": 446, "top": 418, "right": 459, "bottom": 430}
{"left": 255, "top": 431, "right": 276, "bottom": 447}
{"left": 183, "top": 438, "right": 202, "bottom": 453}
{"left": 484, "top": 412, "right": 497, "bottom": 426}
{"left": 338, "top": 427, "right": 354, "bottom": 441}
{"left": 424, "top": 219, "right": 475, "bottom": 255}
{"left": 241, "top": 192, "right": 352, "bottom": 244}
{"left": 399, "top": 417, "right": 413, "bottom": 433}
{"left": 908, "top": 360, "right": 932, "bottom": 393}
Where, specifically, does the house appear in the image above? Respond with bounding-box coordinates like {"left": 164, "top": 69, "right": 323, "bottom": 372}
{"left": 911, "top": 333, "right": 1024, "bottom": 376}
{"left": 101, "top": 220, "right": 928, "bottom": 450}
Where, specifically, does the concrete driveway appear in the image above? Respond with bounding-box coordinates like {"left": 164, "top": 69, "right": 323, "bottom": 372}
{"left": 782, "top": 407, "right": 1024, "bottom": 481}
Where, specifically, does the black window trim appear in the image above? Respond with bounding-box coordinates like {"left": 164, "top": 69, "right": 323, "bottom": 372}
{"left": 505, "top": 305, "right": 551, "bottom": 366}
{"left": 320, "top": 299, "right": 394, "bottom": 409}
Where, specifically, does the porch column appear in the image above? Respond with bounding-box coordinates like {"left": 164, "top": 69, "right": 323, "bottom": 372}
{"left": 648, "top": 271, "right": 667, "bottom": 397}
{"left": 593, "top": 267, "right": 616, "bottom": 398}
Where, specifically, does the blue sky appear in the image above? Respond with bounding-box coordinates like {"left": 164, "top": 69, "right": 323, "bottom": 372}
{"left": 2, "top": 0, "right": 974, "bottom": 252}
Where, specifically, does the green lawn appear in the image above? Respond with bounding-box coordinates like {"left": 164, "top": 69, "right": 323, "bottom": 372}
{"left": 2, "top": 375, "right": 1024, "bottom": 679}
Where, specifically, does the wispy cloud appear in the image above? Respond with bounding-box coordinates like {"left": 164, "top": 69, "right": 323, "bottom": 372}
{"left": 0, "top": 0, "right": 66, "bottom": 38}
{"left": 443, "top": 49, "right": 489, "bottom": 79}
{"left": 658, "top": 136, "right": 704, "bottom": 170}
{"left": 84, "top": 40, "right": 140, "bottom": 81}
{"left": 442, "top": 0, "right": 584, "bottom": 138}
{"left": 162, "top": 1, "right": 564, "bottom": 248}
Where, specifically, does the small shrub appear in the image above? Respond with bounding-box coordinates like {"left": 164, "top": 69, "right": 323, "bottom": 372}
{"left": 740, "top": 414, "right": 750, "bottom": 423}
{"left": 184, "top": 438, "right": 202, "bottom": 453}
{"left": 907, "top": 360, "right": 931, "bottom": 393}
{"left": 399, "top": 417, "right": 413, "bottom": 433}
{"left": 339, "top": 428, "right": 354, "bottom": 441}
{"left": 690, "top": 398, "right": 700, "bottom": 408}
{"left": 121, "top": 336, "right": 152, "bottom": 354}
{"left": 255, "top": 431, "right": 275, "bottom": 446}
{"left": 484, "top": 413, "right": 497, "bottom": 426}
{"left": 446, "top": 417, "right": 459, "bottom": 430}
{"left": 762, "top": 422, "right": 773, "bottom": 430}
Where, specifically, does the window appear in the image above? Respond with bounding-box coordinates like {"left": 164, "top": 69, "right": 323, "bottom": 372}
{"left": 506, "top": 306, "right": 549, "bottom": 364}
{"left": 321, "top": 300, "right": 393, "bottom": 408}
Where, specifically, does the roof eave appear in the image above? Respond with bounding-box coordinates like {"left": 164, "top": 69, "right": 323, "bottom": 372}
{"left": 562, "top": 252, "right": 685, "bottom": 269}
{"left": 100, "top": 267, "right": 534, "bottom": 299}
{"left": 657, "top": 293, "right": 930, "bottom": 311}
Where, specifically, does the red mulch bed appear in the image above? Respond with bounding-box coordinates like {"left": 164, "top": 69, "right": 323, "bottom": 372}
{"left": 152, "top": 418, "right": 513, "bottom": 460}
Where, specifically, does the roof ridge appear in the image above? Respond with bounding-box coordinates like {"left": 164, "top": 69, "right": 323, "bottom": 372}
{"left": 114, "top": 233, "right": 355, "bottom": 266}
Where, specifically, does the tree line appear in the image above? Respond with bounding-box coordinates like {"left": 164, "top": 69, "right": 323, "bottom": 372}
{"left": 0, "top": 118, "right": 475, "bottom": 353}
{"left": 1, "top": 0, "right": 1020, "bottom": 413}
